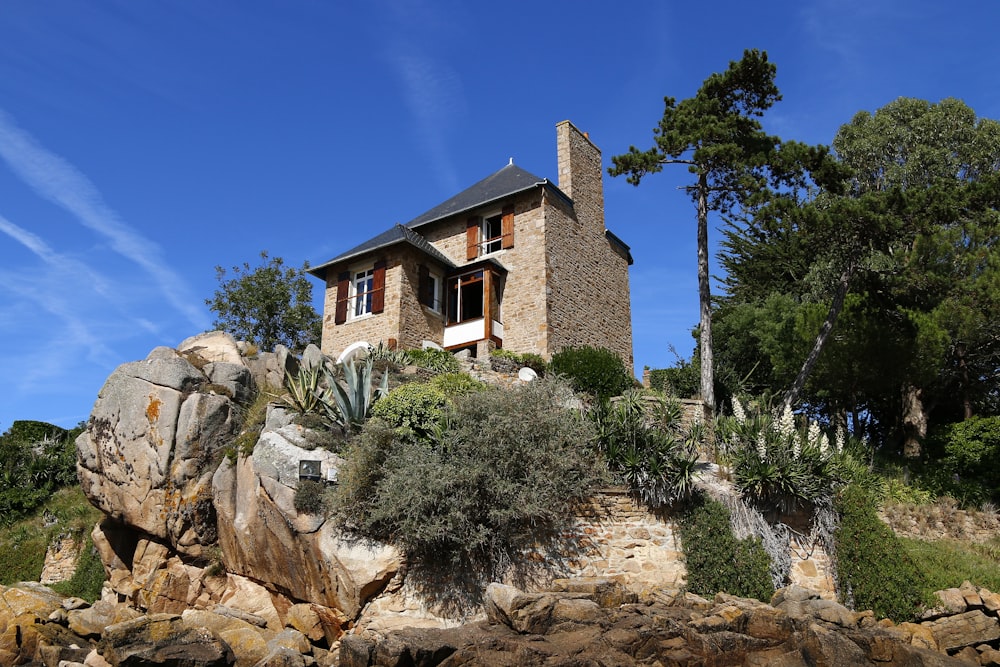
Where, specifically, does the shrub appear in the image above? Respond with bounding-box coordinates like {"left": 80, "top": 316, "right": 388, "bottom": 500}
{"left": 922, "top": 416, "right": 1000, "bottom": 506}
{"left": 51, "top": 531, "right": 106, "bottom": 602}
{"left": 549, "top": 345, "right": 632, "bottom": 399}
{"left": 490, "top": 349, "right": 548, "bottom": 375}
{"left": 334, "top": 378, "right": 607, "bottom": 581}
{"left": 294, "top": 480, "right": 328, "bottom": 515}
{"left": 676, "top": 494, "right": 773, "bottom": 601}
{"left": 590, "top": 390, "right": 699, "bottom": 506}
{"left": 716, "top": 399, "right": 851, "bottom": 512}
{"left": 647, "top": 363, "right": 700, "bottom": 399}
{"left": 834, "top": 484, "right": 928, "bottom": 621}
{"left": 428, "top": 372, "right": 487, "bottom": 398}
{"left": 370, "top": 382, "right": 448, "bottom": 438}
{"left": 406, "top": 348, "right": 461, "bottom": 374}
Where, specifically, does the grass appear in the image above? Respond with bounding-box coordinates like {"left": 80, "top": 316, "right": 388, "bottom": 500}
{"left": 901, "top": 536, "right": 1000, "bottom": 595}
{"left": 0, "top": 486, "right": 105, "bottom": 600}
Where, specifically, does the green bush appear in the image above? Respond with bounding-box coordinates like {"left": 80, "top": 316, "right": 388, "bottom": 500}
{"left": 834, "top": 484, "right": 928, "bottom": 621}
{"left": 429, "top": 372, "right": 487, "bottom": 398}
{"left": 549, "top": 345, "right": 632, "bottom": 400}
{"left": 335, "top": 378, "right": 607, "bottom": 580}
{"left": 294, "top": 480, "right": 328, "bottom": 515}
{"left": 922, "top": 416, "right": 1000, "bottom": 506}
{"left": 405, "top": 348, "right": 461, "bottom": 374}
{"left": 676, "top": 494, "right": 773, "bottom": 601}
{"left": 647, "top": 363, "right": 700, "bottom": 399}
{"left": 0, "top": 421, "right": 80, "bottom": 526}
{"left": 589, "top": 390, "right": 699, "bottom": 506}
{"left": 51, "top": 531, "right": 106, "bottom": 602}
{"left": 490, "top": 349, "right": 548, "bottom": 375}
{"left": 370, "top": 382, "right": 448, "bottom": 438}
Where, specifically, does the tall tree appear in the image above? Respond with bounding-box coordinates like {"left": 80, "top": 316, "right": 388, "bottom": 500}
{"left": 206, "top": 251, "right": 322, "bottom": 352}
{"left": 609, "top": 49, "right": 796, "bottom": 412}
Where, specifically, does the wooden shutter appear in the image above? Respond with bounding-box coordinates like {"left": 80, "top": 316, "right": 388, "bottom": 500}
{"left": 418, "top": 264, "right": 431, "bottom": 307}
{"left": 371, "top": 260, "right": 386, "bottom": 314}
{"left": 466, "top": 216, "right": 480, "bottom": 260}
{"left": 501, "top": 204, "right": 514, "bottom": 249}
{"left": 334, "top": 271, "right": 350, "bottom": 324}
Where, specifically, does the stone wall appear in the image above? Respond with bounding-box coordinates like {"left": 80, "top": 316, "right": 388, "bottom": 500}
{"left": 561, "top": 489, "right": 836, "bottom": 599}
{"left": 546, "top": 122, "right": 633, "bottom": 368}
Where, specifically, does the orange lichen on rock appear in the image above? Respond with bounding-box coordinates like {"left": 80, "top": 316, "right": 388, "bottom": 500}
{"left": 146, "top": 395, "right": 162, "bottom": 422}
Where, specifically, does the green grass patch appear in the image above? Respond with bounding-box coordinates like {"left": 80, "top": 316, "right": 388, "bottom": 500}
{"left": 0, "top": 486, "right": 103, "bottom": 594}
{"left": 901, "top": 536, "right": 1000, "bottom": 594}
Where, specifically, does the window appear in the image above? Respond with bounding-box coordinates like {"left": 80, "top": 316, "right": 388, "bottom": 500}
{"left": 447, "top": 270, "right": 484, "bottom": 323}
{"left": 482, "top": 214, "right": 503, "bottom": 255}
{"left": 418, "top": 264, "right": 443, "bottom": 312}
{"left": 334, "top": 260, "right": 385, "bottom": 324}
{"left": 466, "top": 204, "right": 515, "bottom": 259}
{"left": 352, "top": 268, "right": 374, "bottom": 318}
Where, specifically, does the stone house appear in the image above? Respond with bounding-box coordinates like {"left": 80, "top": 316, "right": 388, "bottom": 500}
{"left": 308, "top": 120, "right": 633, "bottom": 366}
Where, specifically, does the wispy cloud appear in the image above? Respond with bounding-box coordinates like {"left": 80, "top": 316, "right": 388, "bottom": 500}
{"left": 0, "top": 108, "right": 209, "bottom": 330}
{"left": 375, "top": 0, "right": 467, "bottom": 193}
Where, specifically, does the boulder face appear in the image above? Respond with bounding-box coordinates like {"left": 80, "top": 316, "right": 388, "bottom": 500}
{"left": 75, "top": 333, "right": 401, "bottom": 623}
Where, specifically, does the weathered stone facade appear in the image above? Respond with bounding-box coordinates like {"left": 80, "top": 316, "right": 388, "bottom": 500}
{"left": 312, "top": 120, "right": 633, "bottom": 367}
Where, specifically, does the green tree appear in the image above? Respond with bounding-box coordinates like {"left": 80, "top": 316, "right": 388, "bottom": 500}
{"left": 609, "top": 49, "right": 830, "bottom": 412}
{"left": 206, "top": 251, "right": 321, "bottom": 352}
{"left": 717, "top": 98, "right": 1000, "bottom": 451}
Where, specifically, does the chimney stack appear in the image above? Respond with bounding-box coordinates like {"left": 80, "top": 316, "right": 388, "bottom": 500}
{"left": 556, "top": 120, "right": 605, "bottom": 231}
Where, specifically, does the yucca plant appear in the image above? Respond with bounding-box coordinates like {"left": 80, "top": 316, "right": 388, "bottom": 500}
{"left": 590, "top": 389, "right": 700, "bottom": 506}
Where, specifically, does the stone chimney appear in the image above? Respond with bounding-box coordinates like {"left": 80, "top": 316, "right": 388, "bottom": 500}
{"left": 556, "top": 120, "right": 605, "bottom": 231}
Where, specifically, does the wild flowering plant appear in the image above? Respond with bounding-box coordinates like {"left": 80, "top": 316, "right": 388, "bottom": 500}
{"left": 717, "top": 397, "right": 850, "bottom": 512}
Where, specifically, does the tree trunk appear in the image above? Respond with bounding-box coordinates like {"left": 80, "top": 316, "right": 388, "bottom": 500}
{"left": 782, "top": 263, "right": 854, "bottom": 411}
{"left": 901, "top": 384, "right": 928, "bottom": 458}
{"left": 696, "top": 172, "right": 715, "bottom": 413}
{"left": 956, "top": 342, "right": 974, "bottom": 419}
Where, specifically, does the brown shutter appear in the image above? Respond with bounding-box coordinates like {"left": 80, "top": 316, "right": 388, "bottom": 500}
{"left": 418, "top": 264, "right": 431, "bottom": 307}
{"left": 334, "top": 271, "right": 350, "bottom": 324}
{"left": 466, "top": 216, "right": 480, "bottom": 260}
{"left": 501, "top": 204, "right": 514, "bottom": 249}
{"left": 371, "top": 260, "right": 386, "bottom": 314}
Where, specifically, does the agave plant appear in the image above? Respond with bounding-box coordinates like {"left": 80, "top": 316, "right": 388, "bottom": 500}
{"left": 321, "top": 355, "right": 389, "bottom": 429}
{"left": 281, "top": 364, "right": 326, "bottom": 414}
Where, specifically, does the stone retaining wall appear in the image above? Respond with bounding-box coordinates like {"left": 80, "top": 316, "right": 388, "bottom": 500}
{"left": 562, "top": 489, "right": 836, "bottom": 598}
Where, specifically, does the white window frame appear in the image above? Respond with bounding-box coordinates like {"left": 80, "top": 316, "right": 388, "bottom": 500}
{"left": 350, "top": 266, "right": 375, "bottom": 320}
{"left": 426, "top": 270, "right": 443, "bottom": 313}
{"left": 480, "top": 210, "right": 503, "bottom": 256}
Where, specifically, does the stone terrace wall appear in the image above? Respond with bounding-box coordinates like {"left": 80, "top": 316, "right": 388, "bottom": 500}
{"left": 563, "top": 489, "right": 836, "bottom": 599}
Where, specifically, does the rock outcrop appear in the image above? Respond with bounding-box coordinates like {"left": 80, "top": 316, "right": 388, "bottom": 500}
{"left": 342, "top": 581, "right": 970, "bottom": 667}
{"left": 74, "top": 332, "right": 402, "bottom": 632}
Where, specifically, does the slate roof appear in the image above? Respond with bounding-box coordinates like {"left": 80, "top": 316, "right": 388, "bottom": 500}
{"left": 308, "top": 224, "right": 456, "bottom": 277}
{"left": 309, "top": 162, "right": 563, "bottom": 277}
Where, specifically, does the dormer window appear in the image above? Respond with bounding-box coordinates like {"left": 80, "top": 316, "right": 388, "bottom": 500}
{"left": 466, "top": 204, "right": 515, "bottom": 260}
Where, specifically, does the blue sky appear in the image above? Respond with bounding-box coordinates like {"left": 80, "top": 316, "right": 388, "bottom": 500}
{"left": 2, "top": 1, "right": 998, "bottom": 430}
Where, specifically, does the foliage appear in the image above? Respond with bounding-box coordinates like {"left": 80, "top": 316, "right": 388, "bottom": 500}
{"left": 280, "top": 356, "right": 388, "bottom": 431}
{"left": 334, "top": 378, "right": 607, "bottom": 581}
{"left": 922, "top": 416, "right": 1000, "bottom": 506}
{"left": 647, "top": 360, "right": 700, "bottom": 399}
{"left": 428, "top": 372, "right": 487, "bottom": 398}
{"left": 51, "top": 530, "right": 106, "bottom": 602}
{"left": 490, "top": 348, "right": 548, "bottom": 375}
{"left": 0, "top": 421, "right": 81, "bottom": 526}
{"left": 370, "top": 382, "right": 448, "bottom": 439}
{"left": 206, "top": 251, "right": 321, "bottom": 351}
{"left": 294, "top": 480, "right": 328, "bottom": 515}
{"left": 834, "top": 484, "right": 928, "bottom": 621}
{"left": 0, "top": 487, "right": 103, "bottom": 593}
{"left": 368, "top": 341, "right": 410, "bottom": 368}
{"left": 406, "top": 347, "right": 461, "bottom": 374}
{"left": 230, "top": 386, "right": 273, "bottom": 458}
{"left": 901, "top": 537, "right": 1000, "bottom": 596}
{"left": 550, "top": 345, "right": 632, "bottom": 400}
{"left": 589, "top": 390, "right": 699, "bottom": 506}
{"left": 716, "top": 398, "right": 850, "bottom": 511}
{"left": 716, "top": 97, "right": 1000, "bottom": 447}
{"left": 610, "top": 49, "right": 836, "bottom": 411}
{"left": 676, "top": 494, "right": 774, "bottom": 602}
